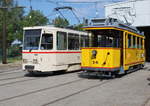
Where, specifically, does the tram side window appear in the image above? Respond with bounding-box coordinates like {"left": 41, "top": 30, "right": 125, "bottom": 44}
{"left": 133, "top": 36, "right": 136, "bottom": 48}
{"left": 41, "top": 34, "right": 53, "bottom": 50}
{"left": 112, "top": 36, "right": 120, "bottom": 48}
{"left": 128, "top": 34, "right": 132, "bottom": 48}
{"left": 97, "top": 35, "right": 105, "bottom": 47}
{"left": 57, "top": 32, "right": 67, "bottom": 50}
{"left": 68, "top": 33, "right": 79, "bottom": 50}
{"left": 80, "top": 35, "right": 89, "bottom": 47}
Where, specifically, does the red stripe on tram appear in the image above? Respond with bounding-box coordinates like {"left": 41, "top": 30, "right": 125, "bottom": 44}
{"left": 81, "top": 48, "right": 121, "bottom": 50}
{"left": 22, "top": 51, "right": 81, "bottom": 54}
{"left": 81, "top": 66, "right": 120, "bottom": 69}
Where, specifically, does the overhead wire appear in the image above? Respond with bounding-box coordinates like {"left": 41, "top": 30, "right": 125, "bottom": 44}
{"left": 14, "top": 0, "right": 126, "bottom": 24}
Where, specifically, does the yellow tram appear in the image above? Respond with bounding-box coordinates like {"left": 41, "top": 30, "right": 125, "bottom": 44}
{"left": 81, "top": 18, "right": 145, "bottom": 77}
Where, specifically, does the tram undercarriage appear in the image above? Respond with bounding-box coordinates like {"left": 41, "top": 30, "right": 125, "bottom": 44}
{"left": 81, "top": 64, "right": 144, "bottom": 78}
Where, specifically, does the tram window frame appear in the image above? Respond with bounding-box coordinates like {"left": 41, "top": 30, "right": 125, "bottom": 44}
{"left": 57, "top": 31, "right": 67, "bottom": 50}
{"left": 137, "top": 37, "right": 140, "bottom": 48}
{"left": 23, "top": 29, "right": 41, "bottom": 50}
{"left": 141, "top": 38, "right": 144, "bottom": 49}
{"left": 40, "top": 33, "right": 53, "bottom": 50}
{"left": 68, "top": 33, "right": 79, "bottom": 50}
{"left": 80, "top": 35, "right": 89, "bottom": 48}
{"left": 128, "top": 34, "right": 132, "bottom": 48}
{"left": 125, "top": 32, "right": 128, "bottom": 48}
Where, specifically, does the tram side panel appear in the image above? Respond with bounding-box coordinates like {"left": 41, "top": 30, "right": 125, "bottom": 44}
{"left": 23, "top": 52, "right": 81, "bottom": 72}
{"left": 123, "top": 34, "right": 145, "bottom": 70}
{"left": 37, "top": 53, "right": 58, "bottom": 72}
{"left": 124, "top": 49, "right": 145, "bottom": 70}
{"left": 55, "top": 52, "right": 81, "bottom": 72}
{"left": 39, "top": 52, "right": 81, "bottom": 72}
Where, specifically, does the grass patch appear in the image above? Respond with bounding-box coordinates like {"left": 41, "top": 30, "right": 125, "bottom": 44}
{"left": 0, "top": 56, "right": 22, "bottom": 63}
{"left": 8, "top": 56, "right": 22, "bottom": 63}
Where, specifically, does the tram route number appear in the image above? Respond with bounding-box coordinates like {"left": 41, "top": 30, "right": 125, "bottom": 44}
{"left": 92, "top": 61, "right": 98, "bottom": 64}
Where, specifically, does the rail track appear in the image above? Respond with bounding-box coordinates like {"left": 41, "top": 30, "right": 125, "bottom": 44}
{"left": 41, "top": 79, "right": 112, "bottom": 106}
{"left": 142, "top": 96, "right": 150, "bottom": 106}
{"left": 0, "top": 78, "right": 85, "bottom": 102}
{"left": 0, "top": 67, "right": 21, "bottom": 73}
{"left": 0, "top": 71, "right": 23, "bottom": 76}
{"left": 0, "top": 69, "right": 135, "bottom": 103}
{"left": 0, "top": 65, "right": 148, "bottom": 106}
{"left": 0, "top": 77, "right": 38, "bottom": 87}
{"left": 0, "top": 71, "right": 81, "bottom": 87}
{"left": 0, "top": 75, "right": 25, "bottom": 81}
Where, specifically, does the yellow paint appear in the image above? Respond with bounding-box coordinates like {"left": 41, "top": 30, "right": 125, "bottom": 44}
{"left": 81, "top": 48, "right": 121, "bottom": 69}
{"left": 123, "top": 31, "right": 145, "bottom": 70}
{"left": 81, "top": 27, "right": 145, "bottom": 72}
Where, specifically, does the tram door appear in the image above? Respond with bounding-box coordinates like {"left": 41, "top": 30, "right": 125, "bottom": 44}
{"left": 40, "top": 33, "right": 53, "bottom": 70}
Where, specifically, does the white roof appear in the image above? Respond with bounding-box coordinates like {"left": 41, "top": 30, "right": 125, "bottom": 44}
{"left": 23, "top": 26, "right": 88, "bottom": 35}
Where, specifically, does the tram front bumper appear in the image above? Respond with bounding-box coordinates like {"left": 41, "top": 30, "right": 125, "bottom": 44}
{"left": 24, "top": 65, "right": 35, "bottom": 71}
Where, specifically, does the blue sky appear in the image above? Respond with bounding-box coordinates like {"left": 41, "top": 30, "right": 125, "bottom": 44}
{"left": 15, "top": 0, "right": 125, "bottom": 25}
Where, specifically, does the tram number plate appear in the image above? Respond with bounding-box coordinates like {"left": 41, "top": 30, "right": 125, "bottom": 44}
{"left": 92, "top": 61, "right": 98, "bottom": 64}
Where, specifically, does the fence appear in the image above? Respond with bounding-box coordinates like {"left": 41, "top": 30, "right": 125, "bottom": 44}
{"left": 0, "top": 46, "right": 22, "bottom": 63}
{"left": 0, "top": 49, "right": 2, "bottom": 62}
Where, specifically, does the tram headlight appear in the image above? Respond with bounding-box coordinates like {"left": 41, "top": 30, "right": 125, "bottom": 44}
{"left": 33, "top": 59, "right": 38, "bottom": 64}
{"left": 91, "top": 50, "right": 97, "bottom": 59}
{"left": 22, "top": 59, "right": 27, "bottom": 63}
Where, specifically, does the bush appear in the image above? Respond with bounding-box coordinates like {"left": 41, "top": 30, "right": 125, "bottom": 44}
{"left": 8, "top": 46, "right": 22, "bottom": 57}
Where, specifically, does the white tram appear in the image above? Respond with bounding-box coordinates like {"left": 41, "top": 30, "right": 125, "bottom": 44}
{"left": 22, "top": 26, "right": 89, "bottom": 73}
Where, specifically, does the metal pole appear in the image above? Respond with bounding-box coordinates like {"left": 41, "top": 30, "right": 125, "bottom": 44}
{"left": 0, "top": 0, "right": 24, "bottom": 64}
{"left": 2, "top": 9, "right": 7, "bottom": 64}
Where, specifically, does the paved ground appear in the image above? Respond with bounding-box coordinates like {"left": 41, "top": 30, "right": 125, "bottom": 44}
{"left": 0, "top": 61, "right": 21, "bottom": 73}
{"left": 0, "top": 62, "right": 150, "bottom": 106}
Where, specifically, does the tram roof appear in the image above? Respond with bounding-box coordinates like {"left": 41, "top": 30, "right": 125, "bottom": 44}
{"left": 23, "top": 25, "right": 88, "bottom": 34}
{"left": 83, "top": 25, "right": 144, "bottom": 37}
{"left": 83, "top": 18, "right": 144, "bottom": 37}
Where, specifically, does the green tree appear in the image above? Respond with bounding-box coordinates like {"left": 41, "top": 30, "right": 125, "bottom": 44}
{"left": 53, "top": 16, "right": 69, "bottom": 28}
{"left": 7, "top": 6, "right": 24, "bottom": 45}
{"left": 0, "top": 0, "right": 24, "bottom": 46}
{"left": 22, "top": 10, "right": 49, "bottom": 27}
{"left": 19, "top": 10, "right": 49, "bottom": 41}
{"left": 73, "top": 24, "right": 84, "bottom": 31}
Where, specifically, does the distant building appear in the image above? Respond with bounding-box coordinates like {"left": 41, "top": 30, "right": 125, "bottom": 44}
{"left": 105, "top": 0, "right": 150, "bottom": 61}
{"left": 11, "top": 39, "right": 22, "bottom": 47}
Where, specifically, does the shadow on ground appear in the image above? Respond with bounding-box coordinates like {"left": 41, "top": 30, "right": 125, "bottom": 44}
{"left": 24, "top": 70, "right": 80, "bottom": 78}
{"left": 78, "top": 71, "right": 125, "bottom": 80}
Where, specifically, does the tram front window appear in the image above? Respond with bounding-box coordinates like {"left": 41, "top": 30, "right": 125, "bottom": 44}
{"left": 92, "top": 30, "right": 121, "bottom": 48}
{"left": 23, "top": 29, "right": 41, "bottom": 50}
{"left": 40, "top": 34, "right": 53, "bottom": 50}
